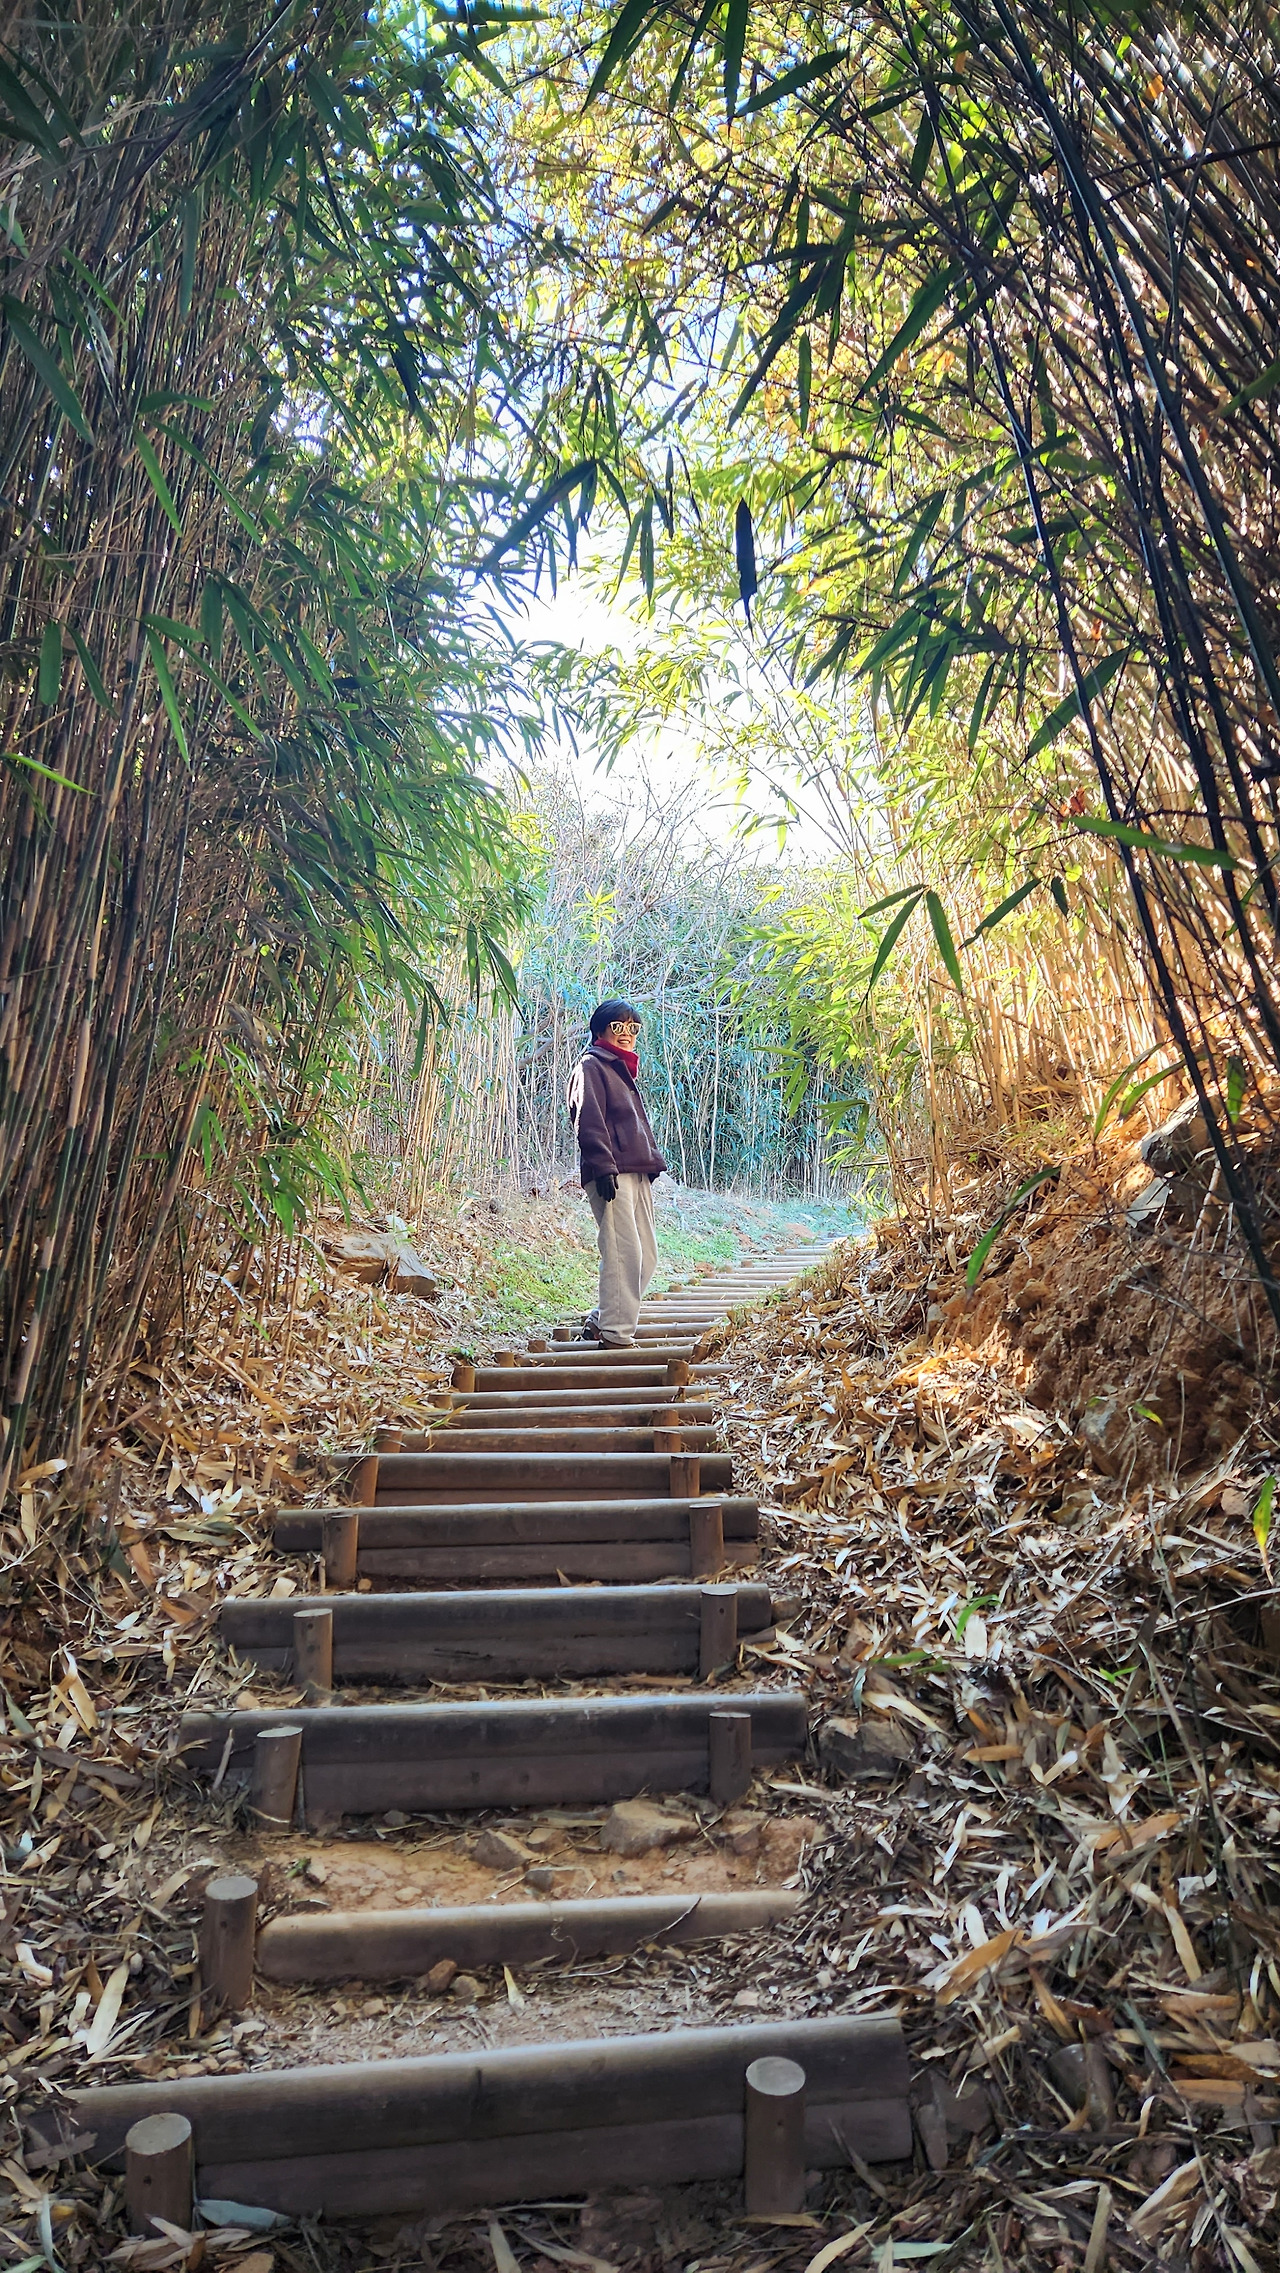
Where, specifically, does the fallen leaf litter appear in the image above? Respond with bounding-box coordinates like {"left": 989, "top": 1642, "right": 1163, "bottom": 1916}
{"left": 0, "top": 1156, "right": 1276, "bottom": 2269}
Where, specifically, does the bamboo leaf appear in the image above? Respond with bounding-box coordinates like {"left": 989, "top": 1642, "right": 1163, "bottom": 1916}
{"left": 586, "top": 0, "right": 668, "bottom": 102}
{"left": 966, "top": 1165, "right": 1060, "bottom": 1288}
{"left": 924, "top": 890, "right": 963, "bottom": 992}
{"left": 860, "top": 267, "right": 955, "bottom": 398}
{"left": 1224, "top": 357, "right": 1280, "bottom": 413}
{"left": 1254, "top": 1477, "right": 1275, "bottom": 1564}
{"left": 144, "top": 626, "right": 189, "bottom": 762}
{"left": 37, "top": 620, "right": 63, "bottom": 706}
{"left": 1027, "top": 649, "right": 1126, "bottom": 756}
{"left": 722, "top": 0, "right": 749, "bottom": 120}
{"left": 1226, "top": 1055, "right": 1248, "bottom": 1126}
{"left": 866, "top": 890, "right": 922, "bottom": 991}
{"left": 69, "top": 626, "right": 113, "bottom": 712}
{"left": 2, "top": 296, "right": 93, "bottom": 440}
{"left": 1077, "top": 814, "right": 1238, "bottom": 870}
{"left": 134, "top": 433, "right": 183, "bottom": 536}
{"left": 3, "top": 749, "right": 88, "bottom": 792}
{"left": 963, "top": 874, "right": 1040, "bottom": 944}
{"left": 740, "top": 48, "right": 843, "bottom": 113}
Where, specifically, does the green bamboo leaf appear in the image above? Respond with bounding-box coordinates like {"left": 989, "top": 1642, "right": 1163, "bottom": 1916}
{"left": 963, "top": 875, "right": 1041, "bottom": 944}
{"left": 1224, "top": 357, "right": 1280, "bottom": 413}
{"left": 2, "top": 296, "right": 93, "bottom": 440}
{"left": 201, "top": 580, "right": 224, "bottom": 666}
{"left": 481, "top": 462, "right": 596, "bottom": 571}
{"left": 860, "top": 267, "right": 955, "bottom": 397}
{"left": 722, "top": 0, "right": 749, "bottom": 119}
{"left": 1027, "top": 650, "right": 1126, "bottom": 756}
{"left": 69, "top": 626, "right": 114, "bottom": 711}
{"left": 37, "top": 619, "right": 62, "bottom": 705}
{"left": 924, "top": 890, "right": 963, "bottom": 992}
{"left": 1077, "top": 814, "right": 1238, "bottom": 870}
{"left": 965, "top": 1165, "right": 1060, "bottom": 1289}
{"left": 740, "top": 47, "right": 843, "bottom": 113}
{"left": 134, "top": 433, "right": 183, "bottom": 536}
{"left": 144, "top": 626, "right": 189, "bottom": 762}
{"left": 797, "top": 331, "right": 811, "bottom": 431}
{"left": 586, "top": 0, "right": 666, "bottom": 101}
{"left": 859, "top": 884, "right": 923, "bottom": 920}
{"left": 1254, "top": 1477, "right": 1275, "bottom": 1562}
{"left": 1049, "top": 875, "right": 1070, "bottom": 916}
{"left": 1091, "top": 1046, "right": 1162, "bottom": 1137}
{"left": 1226, "top": 1054, "right": 1248, "bottom": 1126}
{"left": 866, "top": 890, "right": 922, "bottom": 991}
{"left": 3, "top": 748, "right": 88, "bottom": 792}
{"left": 1118, "top": 1060, "right": 1186, "bottom": 1119}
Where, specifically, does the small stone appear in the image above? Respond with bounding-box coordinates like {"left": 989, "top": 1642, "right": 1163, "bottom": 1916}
{"left": 723, "top": 1812, "right": 763, "bottom": 1857}
{"left": 450, "top": 1973, "right": 481, "bottom": 2004}
{"left": 360, "top": 1997, "right": 387, "bottom": 2017}
{"left": 732, "top": 1989, "right": 761, "bottom": 2007}
{"left": 525, "top": 1865, "right": 556, "bottom": 1892}
{"left": 819, "top": 1713, "right": 914, "bottom": 1780}
{"left": 383, "top": 1809, "right": 409, "bottom": 1828}
{"left": 473, "top": 1827, "right": 531, "bottom": 1871}
{"left": 424, "top": 1959, "right": 458, "bottom": 1995}
{"left": 599, "top": 1801, "right": 700, "bottom": 1857}
{"left": 1048, "top": 2042, "right": 1114, "bottom": 2128}
{"left": 525, "top": 1825, "right": 559, "bottom": 1851}
{"left": 303, "top": 1858, "right": 327, "bottom": 1884}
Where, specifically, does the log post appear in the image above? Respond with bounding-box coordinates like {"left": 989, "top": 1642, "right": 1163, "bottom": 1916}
{"left": 375, "top": 1427, "right": 403, "bottom": 1454}
{"left": 689, "top": 1502, "right": 725, "bottom": 1578}
{"left": 293, "top": 1605, "right": 334, "bottom": 1699}
{"left": 743, "top": 2055, "right": 807, "bottom": 2216}
{"left": 321, "top": 1509, "right": 360, "bottom": 1589}
{"left": 699, "top": 1586, "right": 739, "bottom": 1680}
{"left": 666, "top": 1358, "right": 692, "bottom": 1387}
{"left": 670, "top": 1452, "right": 701, "bottom": 1498}
{"left": 654, "top": 1424, "right": 684, "bottom": 1457}
{"left": 451, "top": 1359, "right": 476, "bottom": 1392}
{"left": 125, "top": 2112, "right": 193, "bottom": 2235}
{"left": 351, "top": 1452, "right": 378, "bottom": 1506}
{"left": 495, "top": 1350, "right": 518, "bottom": 1368}
{"left": 528, "top": 1336, "right": 548, "bottom": 1353}
{"left": 249, "top": 1723, "right": 303, "bottom": 1833}
{"left": 200, "top": 1873, "right": 258, "bottom": 2012}
{"left": 552, "top": 1325, "right": 573, "bottom": 1342}
{"left": 709, "top": 1708, "right": 752, "bottom": 1806}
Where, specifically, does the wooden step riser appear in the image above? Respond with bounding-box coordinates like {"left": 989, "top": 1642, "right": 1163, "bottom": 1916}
{"left": 277, "top": 1498, "right": 759, "bottom": 1550}
{"left": 257, "top": 1890, "right": 799, "bottom": 1982}
{"left": 367, "top": 1453, "right": 733, "bottom": 1501}
{"left": 178, "top": 1692, "right": 804, "bottom": 1816}
{"left": 222, "top": 1581, "right": 772, "bottom": 1681}
{"left": 447, "top": 1392, "right": 718, "bottom": 1415}
{"left": 355, "top": 1543, "right": 757, "bottom": 1582}
{"left": 404, "top": 1405, "right": 719, "bottom": 1435}
{"left": 396, "top": 1427, "right": 721, "bottom": 1455}
{"left": 52, "top": 2018, "right": 910, "bottom": 2219}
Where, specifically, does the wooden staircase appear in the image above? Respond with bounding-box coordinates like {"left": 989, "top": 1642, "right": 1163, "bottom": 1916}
{"left": 33, "top": 1240, "right": 913, "bottom": 2231}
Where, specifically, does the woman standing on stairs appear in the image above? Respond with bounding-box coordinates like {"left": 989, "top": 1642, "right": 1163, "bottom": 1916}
{"left": 568, "top": 1000, "right": 668, "bottom": 1348}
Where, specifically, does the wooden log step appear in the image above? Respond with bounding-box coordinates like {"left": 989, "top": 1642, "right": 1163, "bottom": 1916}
{"left": 453, "top": 1390, "right": 718, "bottom": 1415}
{"left": 368, "top": 1451, "right": 734, "bottom": 1504}
{"left": 49, "top": 2015, "right": 911, "bottom": 2217}
{"left": 514, "top": 1346, "right": 696, "bottom": 1369}
{"left": 257, "top": 1888, "right": 800, "bottom": 1982}
{"left": 175, "top": 1690, "right": 806, "bottom": 1815}
{"left": 470, "top": 1364, "right": 674, "bottom": 1393}
{"left": 220, "top": 1581, "right": 772, "bottom": 1683}
{"left": 396, "top": 1426, "right": 721, "bottom": 1455}
{"left": 402, "top": 1404, "right": 719, "bottom": 1439}
{"left": 276, "top": 1498, "right": 759, "bottom": 1589}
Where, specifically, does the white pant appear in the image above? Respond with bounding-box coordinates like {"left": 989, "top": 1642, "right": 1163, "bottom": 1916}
{"left": 587, "top": 1172, "right": 657, "bottom": 1345}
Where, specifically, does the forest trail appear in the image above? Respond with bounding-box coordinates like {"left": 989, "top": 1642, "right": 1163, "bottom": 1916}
{"left": 39, "top": 1239, "right": 914, "bottom": 2238}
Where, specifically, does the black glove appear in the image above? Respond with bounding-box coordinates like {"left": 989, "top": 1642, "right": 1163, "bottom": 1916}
{"left": 595, "top": 1173, "right": 618, "bottom": 1202}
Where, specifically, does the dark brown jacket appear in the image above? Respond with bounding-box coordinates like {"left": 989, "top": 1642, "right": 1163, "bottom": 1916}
{"left": 568, "top": 1045, "right": 667, "bottom": 1184}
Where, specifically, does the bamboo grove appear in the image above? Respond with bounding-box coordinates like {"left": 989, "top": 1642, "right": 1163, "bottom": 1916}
{"left": 497, "top": 0, "right": 1280, "bottom": 1311}
{"left": 0, "top": 0, "right": 585, "bottom": 1493}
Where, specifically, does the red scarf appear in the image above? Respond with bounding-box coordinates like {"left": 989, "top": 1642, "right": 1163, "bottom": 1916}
{"left": 597, "top": 1034, "right": 639, "bottom": 1080}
